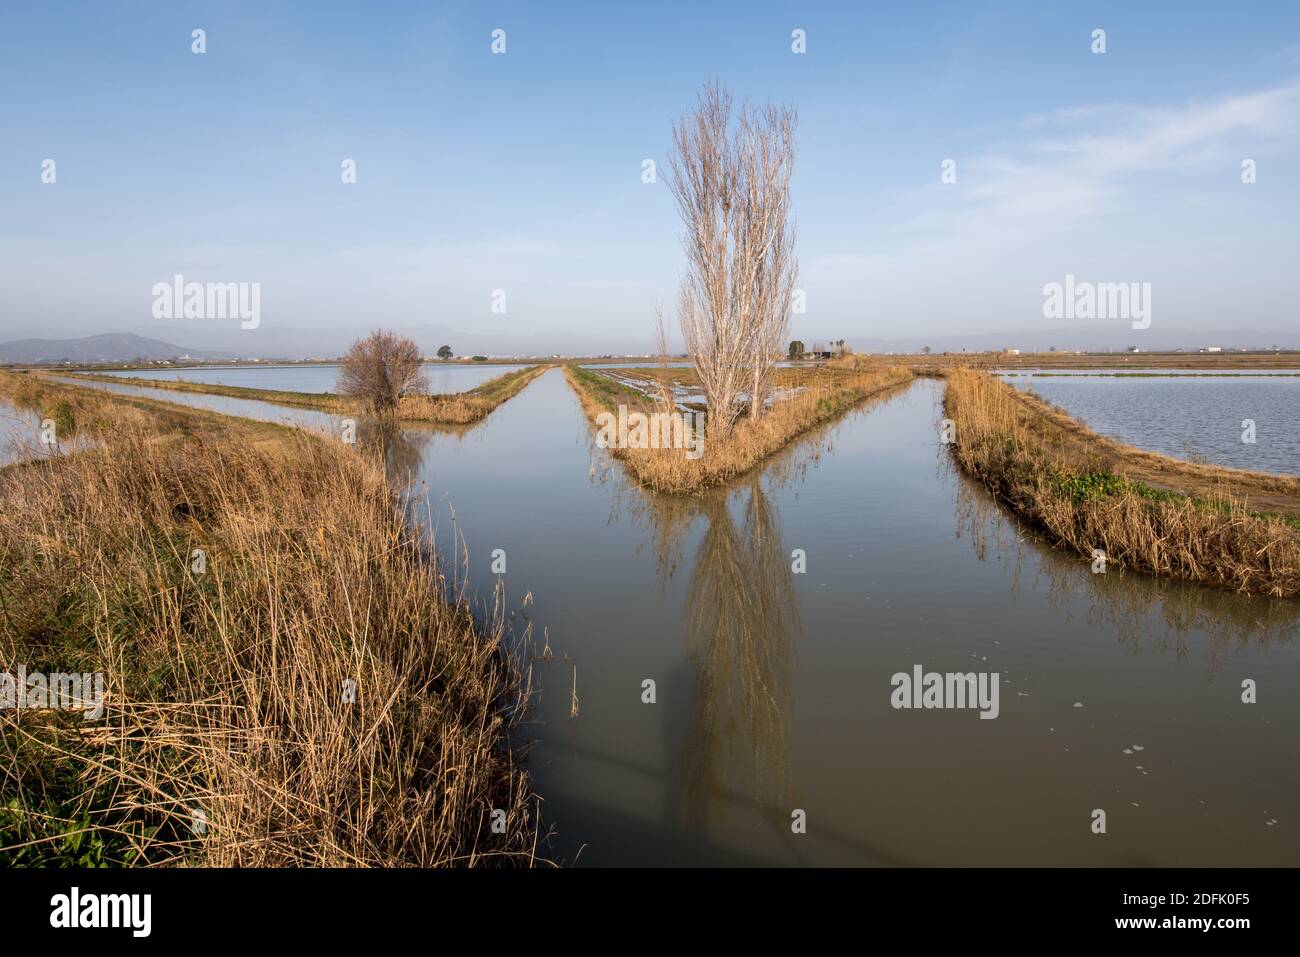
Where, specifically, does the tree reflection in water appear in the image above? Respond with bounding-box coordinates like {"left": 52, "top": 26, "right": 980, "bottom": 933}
{"left": 630, "top": 479, "right": 811, "bottom": 831}
{"left": 612, "top": 397, "right": 903, "bottom": 833}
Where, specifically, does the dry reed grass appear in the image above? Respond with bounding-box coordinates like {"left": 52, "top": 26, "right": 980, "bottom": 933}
{"left": 0, "top": 402, "right": 543, "bottom": 866}
{"left": 566, "top": 363, "right": 912, "bottom": 495}
{"left": 395, "top": 365, "right": 550, "bottom": 424}
{"left": 944, "top": 367, "right": 1300, "bottom": 598}
{"left": 0, "top": 369, "right": 300, "bottom": 465}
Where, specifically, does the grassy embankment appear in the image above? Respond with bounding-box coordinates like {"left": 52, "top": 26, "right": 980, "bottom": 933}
{"left": 943, "top": 367, "right": 1300, "bottom": 598}
{"left": 57, "top": 363, "right": 551, "bottom": 425}
{"left": 395, "top": 364, "right": 550, "bottom": 423}
{"left": 0, "top": 373, "right": 542, "bottom": 866}
{"left": 0, "top": 369, "right": 294, "bottom": 454}
{"left": 565, "top": 363, "right": 913, "bottom": 495}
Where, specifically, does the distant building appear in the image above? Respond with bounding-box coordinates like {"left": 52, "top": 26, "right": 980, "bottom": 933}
{"left": 1201, "top": 346, "right": 1223, "bottom": 353}
{"left": 1004, "top": 348, "right": 1021, "bottom": 355}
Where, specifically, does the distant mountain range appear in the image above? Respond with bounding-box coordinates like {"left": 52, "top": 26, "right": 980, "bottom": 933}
{"left": 0, "top": 334, "right": 233, "bottom": 364}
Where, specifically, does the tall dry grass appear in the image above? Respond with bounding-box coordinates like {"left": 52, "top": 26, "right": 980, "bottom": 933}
{"left": 944, "top": 367, "right": 1300, "bottom": 598}
{"left": 0, "top": 422, "right": 543, "bottom": 866}
{"left": 3, "top": 370, "right": 167, "bottom": 438}
{"left": 1, "top": 370, "right": 306, "bottom": 473}
{"left": 566, "top": 364, "right": 912, "bottom": 494}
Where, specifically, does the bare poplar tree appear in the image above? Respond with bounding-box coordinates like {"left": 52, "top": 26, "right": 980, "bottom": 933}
{"left": 338, "top": 330, "right": 429, "bottom": 415}
{"left": 738, "top": 102, "right": 798, "bottom": 417}
{"left": 667, "top": 80, "right": 798, "bottom": 436}
{"left": 653, "top": 302, "right": 675, "bottom": 413}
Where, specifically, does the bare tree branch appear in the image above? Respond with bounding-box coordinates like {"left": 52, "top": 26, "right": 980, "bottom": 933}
{"left": 666, "top": 80, "right": 798, "bottom": 436}
{"left": 338, "top": 330, "right": 430, "bottom": 415}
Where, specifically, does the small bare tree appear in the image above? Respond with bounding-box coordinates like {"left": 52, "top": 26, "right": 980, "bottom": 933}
{"left": 338, "top": 330, "right": 429, "bottom": 414}
{"left": 667, "top": 80, "right": 798, "bottom": 436}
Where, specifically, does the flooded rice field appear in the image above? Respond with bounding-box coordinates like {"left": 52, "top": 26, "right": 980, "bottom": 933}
{"left": 401, "top": 371, "right": 1300, "bottom": 865}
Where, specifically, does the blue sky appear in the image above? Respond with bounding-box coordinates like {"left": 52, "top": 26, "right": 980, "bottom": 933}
{"left": 2, "top": 1, "right": 1298, "bottom": 355}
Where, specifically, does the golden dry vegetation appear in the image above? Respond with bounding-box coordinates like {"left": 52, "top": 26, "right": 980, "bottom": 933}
{"left": 0, "top": 374, "right": 544, "bottom": 866}
{"left": 565, "top": 363, "right": 913, "bottom": 495}
{"left": 943, "top": 367, "right": 1300, "bottom": 598}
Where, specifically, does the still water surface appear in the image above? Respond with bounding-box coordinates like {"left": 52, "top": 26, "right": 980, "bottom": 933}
{"left": 49, "top": 376, "right": 344, "bottom": 431}
{"left": 399, "top": 370, "right": 1300, "bottom": 865}
{"left": 0, "top": 399, "right": 96, "bottom": 466}
{"left": 1003, "top": 373, "right": 1300, "bottom": 475}
{"left": 32, "top": 369, "right": 1300, "bottom": 863}
{"left": 99, "top": 362, "right": 514, "bottom": 393}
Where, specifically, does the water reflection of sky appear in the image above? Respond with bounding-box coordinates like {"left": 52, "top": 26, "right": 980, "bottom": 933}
{"left": 399, "top": 370, "right": 1300, "bottom": 866}
{"left": 1002, "top": 373, "right": 1300, "bottom": 474}
{"left": 18, "top": 369, "right": 1297, "bottom": 866}
{"left": 0, "top": 399, "right": 96, "bottom": 466}
{"left": 98, "top": 362, "right": 511, "bottom": 394}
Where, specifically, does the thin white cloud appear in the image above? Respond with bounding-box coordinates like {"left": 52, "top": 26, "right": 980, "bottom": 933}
{"left": 803, "top": 80, "right": 1300, "bottom": 336}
